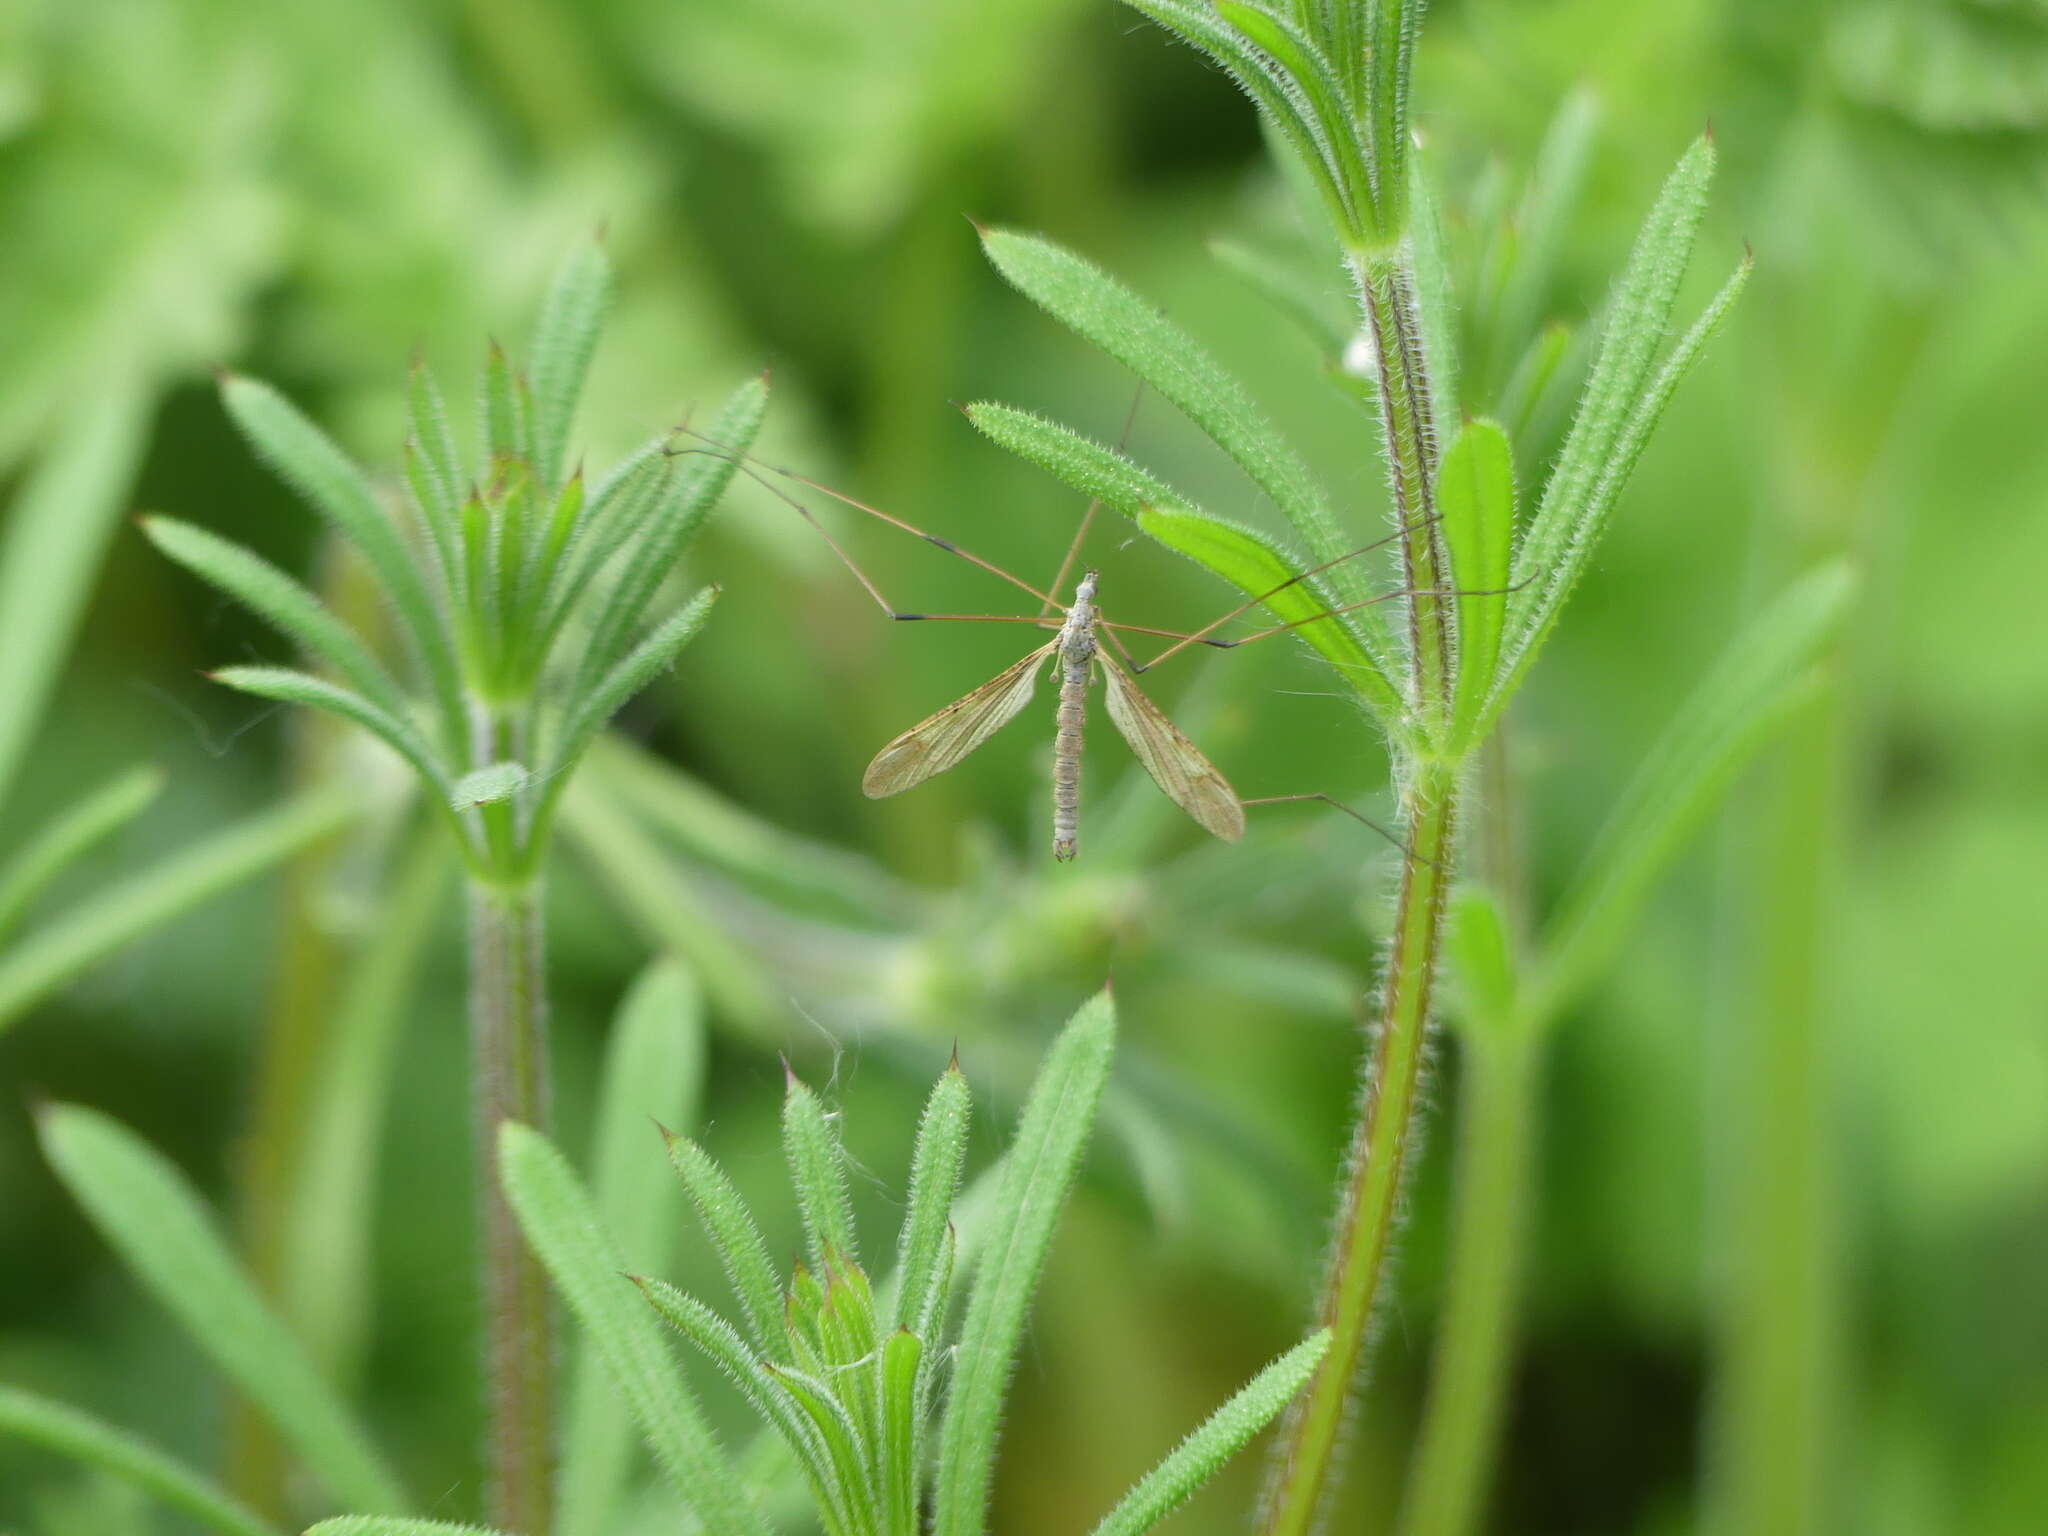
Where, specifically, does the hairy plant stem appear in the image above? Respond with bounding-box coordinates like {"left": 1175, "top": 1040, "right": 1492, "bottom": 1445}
{"left": 470, "top": 872, "right": 553, "bottom": 1533}
{"left": 1398, "top": 732, "right": 1535, "bottom": 1536}
{"left": 1397, "top": 1028, "right": 1537, "bottom": 1536}
{"left": 1262, "top": 755, "right": 1459, "bottom": 1535}
{"left": 1354, "top": 250, "right": 1452, "bottom": 728}
{"left": 470, "top": 708, "right": 553, "bottom": 1534}
{"left": 1262, "top": 238, "right": 1458, "bottom": 1533}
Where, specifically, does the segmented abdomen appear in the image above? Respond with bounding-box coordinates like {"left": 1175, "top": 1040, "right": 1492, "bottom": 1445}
{"left": 1052, "top": 656, "right": 1088, "bottom": 860}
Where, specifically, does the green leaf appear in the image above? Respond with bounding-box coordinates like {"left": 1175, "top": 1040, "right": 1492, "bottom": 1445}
{"left": 962, "top": 401, "right": 1404, "bottom": 705}
{"left": 663, "top": 1127, "right": 787, "bottom": 1357}
{"left": 1088, "top": 1328, "right": 1332, "bottom": 1536}
{"left": 573, "top": 375, "right": 765, "bottom": 690}
{"left": 1491, "top": 137, "right": 1736, "bottom": 724}
{"left": 635, "top": 1277, "right": 852, "bottom": 1536}
{"left": 482, "top": 340, "right": 531, "bottom": 470}
{"left": 35, "top": 1106, "right": 407, "bottom": 1513}
{"left": 1436, "top": 420, "right": 1517, "bottom": 752}
{"left": 0, "top": 764, "right": 162, "bottom": 944}
{"left": 1527, "top": 563, "right": 1855, "bottom": 1030}
{"left": 782, "top": 1066, "right": 860, "bottom": 1273}
{"left": 932, "top": 989, "right": 1117, "bottom": 1536}
{"left": 219, "top": 373, "right": 464, "bottom": 734}
{"left": 890, "top": 1061, "right": 970, "bottom": 1339}
{"left": 1215, "top": 3, "right": 1375, "bottom": 221}
{"left": 0, "top": 373, "right": 150, "bottom": 811}
{"left": 1119, "top": 1, "right": 1364, "bottom": 240}
{"left": 0, "top": 788, "right": 355, "bottom": 1036}
{"left": 212, "top": 666, "right": 458, "bottom": 808}
{"left": 1138, "top": 506, "right": 1405, "bottom": 723}
{"left": 0, "top": 1388, "right": 283, "bottom": 1536}
{"left": 1407, "top": 149, "right": 1463, "bottom": 430}
{"left": 499, "top": 1122, "right": 770, "bottom": 1536}
{"left": 1444, "top": 885, "right": 1518, "bottom": 1042}
{"left": 280, "top": 830, "right": 450, "bottom": 1373}
{"left": 878, "top": 1329, "right": 924, "bottom": 1534}
{"left": 528, "top": 236, "right": 613, "bottom": 494}
{"left": 1492, "top": 88, "right": 1602, "bottom": 373}
{"left": 143, "top": 516, "right": 409, "bottom": 718}
{"left": 450, "top": 761, "right": 531, "bottom": 811}
{"left": 559, "top": 959, "right": 708, "bottom": 1536}
{"left": 404, "top": 358, "right": 463, "bottom": 581}
{"left": 977, "top": 229, "right": 1381, "bottom": 622}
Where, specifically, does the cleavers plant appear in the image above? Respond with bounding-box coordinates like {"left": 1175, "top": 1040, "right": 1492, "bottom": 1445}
{"left": 418, "top": 990, "right": 1329, "bottom": 1536}
{"left": 143, "top": 235, "right": 764, "bottom": 1534}
{"left": 957, "top": 1, "right": 1776, "bottom": 1529}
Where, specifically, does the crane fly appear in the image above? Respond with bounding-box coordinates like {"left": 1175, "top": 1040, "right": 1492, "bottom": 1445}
{"left": 674, "top": 416, "right": 1513, "bottom": 862}
{"left": 863, "top": 565, "right": 1243, "bottom": 860}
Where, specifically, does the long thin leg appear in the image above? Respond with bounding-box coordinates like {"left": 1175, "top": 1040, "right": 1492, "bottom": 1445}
{"left": 1129, "top": 515, "right": 1434, "bottom": 673}
{"left": 1134, "top": 576, "right": 1531, "bottom": 673}
{"left": 1041, "top": 384, "right": 1147, "bottom": 620}
{"left": 1242, "top": 792, "right": 1441, "bottom": 869}
{"left": 667, "top": 433, "right": 1060, "bottom": 610}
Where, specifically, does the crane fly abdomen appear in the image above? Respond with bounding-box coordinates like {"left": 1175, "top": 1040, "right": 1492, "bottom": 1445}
{"left": 1050, "top": 571, "right": 1102, "bottom": 860}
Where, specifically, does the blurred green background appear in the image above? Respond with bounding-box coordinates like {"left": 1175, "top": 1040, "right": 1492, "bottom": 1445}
{"left": 1, "top": 0, "right": 2045, "bottom": 1531}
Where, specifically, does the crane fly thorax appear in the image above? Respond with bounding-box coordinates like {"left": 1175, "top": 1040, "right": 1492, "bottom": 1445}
{"left": 1058, "top": 570, "right": 1102, "bottom": 666}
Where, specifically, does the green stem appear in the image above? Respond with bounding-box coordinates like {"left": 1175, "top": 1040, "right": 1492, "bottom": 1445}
{"left": 1353, "top": 250, "right": 1453, "bottom": 732}
{"left": 1261, "top": 756, "right": 1460, "bottom": 1534}
{"left": 1704, "top": 694, "right": 1840, "bottom": 1535}
{"left": 1396, "top": 1027, "right": 1539, "bottom": 1536}
{"left": 469, "top": 870, "right": 554, "bottom": 1534}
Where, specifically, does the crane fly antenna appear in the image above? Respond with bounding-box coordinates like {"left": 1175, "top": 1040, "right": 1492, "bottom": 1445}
{"left": 666, "top": 429, "right": 1061, "bottom": 610}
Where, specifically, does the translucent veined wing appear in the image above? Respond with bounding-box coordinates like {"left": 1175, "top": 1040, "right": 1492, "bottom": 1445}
{"left": 863, "top": 642, "right": 1057, "bottom": 798}
{"left": 1097, "top": 645, "right": 1246, "bottom": 842}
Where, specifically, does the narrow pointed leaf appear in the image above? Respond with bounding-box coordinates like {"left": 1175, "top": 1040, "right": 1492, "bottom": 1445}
{"left": 219, "top": 374, "right": 463, "bottom": 727}
{"left": 1407, "top": 151, "right": 1464, "bottom": 429}
{"left": 1529, "top": 563, "right": 1854, "bottom": 1029}
{"left": 1139, "top": 506, "right": 1405, "bottom": 722}
{"left": 1445, "top": 885, "right": 1518, "bottom": 1043}
{"left": 783, "top": 1068, "right": 860, "bottom": 1272}
{"left": 879, "top": 1330, "right": 923, "bottom": 1536}
{"left": 963, "top": 402, "right": 1399, "bottom": 708}
{"left": 0, "top": 788, "right": 354, "bottom": 1036}
{"left": 637, "top": 1277, "right": 856, "bottom": 1536}
{"left": 144, "top": 516, "right": 408, "bottom": 717}
{"left": 664, "top": 1129, "right": 787, "bottom": 1356}
{"left": 1436, "top": 420, "right": 1516, "bottom": 751}
{"left": 0, "top": 373, "right": 149, "bottom": 811}
{"left": 0, "top": 1388, "right": 283, "bottom": 1536}
{"left": 1491, "top": 246, "right": 1750, "bottom": 728}
{"left": 978, "top": 229, "right": 1379, "bottom": 619}
{"left": 499, "top": 1123, "right": 770, "bottom": 1536}
{"left": 546, "top": 587, "right": 719, "bottom": 809}
{"left": 559, "top": 960, "right": 708, "bottom": 1536}
{"left": 1089, "top": 1328, "right": 1332, "bottom": 1536}
{"left": 1492, "top": 137, "right": 1723, "bottom": 706}
{"left": 574, "top": 376, "right": 765, "bottom": 687}
{"left": 0, "top": 764, "right": 161, "bottom": 944}
{"left": 307, "top": 1523, "right": 510, "bottom": 1536}
{"left": 212, "top": 666, "right": 456, "bottom": 804}
{"left": 36, "top": 1106, "right": 407, "bottom": 1513}
{"left": 932, "top": 990, "right": 1117, "bottom": 1536}
{"left": 890, "top": 1062, "right": 971, "bottom": 1337}
{"left": 482, "top": 341, "right": 530, "bottom": 469}
{"left": 529, "top": 237, "right": 613, "bottom": 493}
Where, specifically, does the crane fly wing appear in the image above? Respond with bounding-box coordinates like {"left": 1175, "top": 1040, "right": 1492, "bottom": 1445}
{"left": 862, "top": 643, "right": 1056, "bottom": 798}
{"left": 1097, "top": 647, "right": 1246, "bottom": 842}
